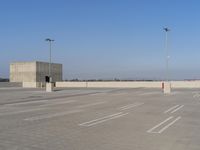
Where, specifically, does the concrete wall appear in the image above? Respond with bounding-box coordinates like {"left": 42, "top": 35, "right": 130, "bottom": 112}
{"left": 56, "top": 81, "right": 200, "bottom": 89}
{"left": 87, "top": 82, "right": 161, "bottom": 88}
{"left": 56, "top": 81, "right": 162, "bottom": 88}
{"left": 10, "top": 62, "right": 36, "bottom": 82}
{"left": 22, "top": 82, "right": 46, "bottom": 88}
{"left": 171, "top": 81, "right": 200, "bottom": 88}
{"left": 56, "top": 82, "right": 88, "bottom": 88}
{"left": 36, "top": 62, "right": 62, "bottom": 82}
{"left": 10, "top": 61, "right": 62, "bottom": 82}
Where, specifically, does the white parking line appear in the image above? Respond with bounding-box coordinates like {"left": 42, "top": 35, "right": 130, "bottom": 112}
{"left": 170, "top": 105, "right": 184, "bottom": 114}
{"left": 79, "top": 112, "right": 128, "bottom": 127}
{"left": 139, "top": 92, "right": 159, "bottom": 96}
{"left": 112, "top": 93, "right": 127, "bottom": 96}
{"left": 164, "top": 105, "right": 180, "bottom": 114}
{"left": 24, "top": 109, "right": 83, "bottom": 121}
{"left": 41, "top": 100, "right": 76, "bottom": 107}
{"left": 147, "top": 116, "right": 181, "bottom": 134}
{"left": 76, "top": 102, "right": 106, "bottom": 109}
{"left": 4, "top": 100, "right": 49, "bottom": 107}
{"left": 193, "top": 93, "right": 200, "bottom": 98}
{"left": 0, "top": 107, "right": 47, "bottom": 116}
{"left": 89, "top": 93, "right": 105, "bottom": 96}
{"left": 119, "top": 103, "right": 144, "bottom": 110}
{"left": 79, "top": 112, "right": 123, "bottom": 126}
{"left": 86, "top": 113, "right": 129, "bottom": 127}
{"left": 147, "top": 116, "right": 173, "bottom": 133}
{"left": 158, "top": 116, "right": 181, "bottom": 133}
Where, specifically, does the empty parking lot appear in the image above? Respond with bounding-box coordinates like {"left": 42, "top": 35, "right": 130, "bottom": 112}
{"left": 0, "top": 87, "right": 200, "bottom": 150}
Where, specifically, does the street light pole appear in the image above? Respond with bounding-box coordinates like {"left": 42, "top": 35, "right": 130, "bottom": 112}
{"left": 45, "top": 38, "right": 54, "bottom": 82}
{"left": 164, "top": 28, "right": 170, "bottom": 81}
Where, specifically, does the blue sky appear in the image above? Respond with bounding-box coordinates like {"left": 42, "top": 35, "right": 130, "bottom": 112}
{"left": 1, "top": 0, "right": 200, "bottom": 80}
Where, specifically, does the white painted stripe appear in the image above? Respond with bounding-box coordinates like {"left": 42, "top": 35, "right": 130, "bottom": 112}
{"left": 120, "top": 103, "right": 143, "bottom": 109}
{"left": 76, "top": 102, "right": 106, "bottom": 108}
{"left": 89, "top": 93, "right": 105, "bottom": 96}
{"left": 85, "top": 113, "right": 129, "bottom": 127}
{"left": 139, "top": 92, "right": 159, "bottom": 96}
{"left": 193, "top": 94, "right": 200, "bottom": 98}
{"left": 112, "top": 93, "right": 127, "bottom": 96}
{"left": 41, "top": 100, "right": 76, "bottom": 107}
{"left": 4, "top": 100, "right": 49, "bottom": 106}
{"left": 120, "top": 104, "right": 137, "bottom": 109}
{"left": 120, "top": 103, "right": 144, "bottom": 110}
{"left": 24, "top": 109, "right": 82, "bottom": 121}
{"left": 170, "top": 105, "right": 184, "bottom": 114}
{"left": 164, "top": 105, "right": 180, "bottom": 114}
{"left": 79, "top": 112, "right": 123, "bottom": 126}
{"left": 0, "top": 87, "right": 23, "bottom": 90}
{"left": 192, "top": 91, "right": 199, "bottom": 94}
{"left": 158, "top": 116, "right": 181, "bottom": 133}
{"left": 147, "top": 116, "right": 173, "bottom": 133}
{"left": 0, "top": 108, "right": 47, "bottom": 116}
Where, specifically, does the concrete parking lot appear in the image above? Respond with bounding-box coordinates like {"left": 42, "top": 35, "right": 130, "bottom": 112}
{"left": 0, "top": 87, "right": 200, "bottom": 150}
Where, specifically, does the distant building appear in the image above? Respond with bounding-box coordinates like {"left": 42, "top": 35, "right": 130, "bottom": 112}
{"left": 10, "top": 61, "right": 62, "bottom": 82}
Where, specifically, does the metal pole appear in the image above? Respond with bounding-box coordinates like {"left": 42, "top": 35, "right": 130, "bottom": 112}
{"left": 49, "top": 41, "right": 51, "bottom": 80}
{"left": 45, "top": 38, "right": 54, "bottom": 83}
{"left": 164, "top": 28, "right": 170, "bottom": 81}
{"left": 165, "top": 30, "right": 168, "bottom": 81}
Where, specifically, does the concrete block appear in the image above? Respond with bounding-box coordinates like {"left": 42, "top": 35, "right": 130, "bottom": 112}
{"left": 46, "top": 83, "right": 54, "bottom": 92}
{"left": 163, "top": 82, "right": 171, "bottom": 94}
{"left": 10, "top": 61, "right": 62, "bottom": 83}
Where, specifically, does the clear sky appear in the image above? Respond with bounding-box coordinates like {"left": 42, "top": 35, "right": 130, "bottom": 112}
{"left": 1, "top": 0, "right": 200, "bottom": 80}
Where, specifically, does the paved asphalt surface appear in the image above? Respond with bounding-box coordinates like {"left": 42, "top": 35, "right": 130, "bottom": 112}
{"left": 0, "top": 87, "right": 200, "bottom": 150}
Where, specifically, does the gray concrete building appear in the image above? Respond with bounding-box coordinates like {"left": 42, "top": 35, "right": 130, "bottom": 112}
{"left": 10, "top": 61, "right": 62, "bottom": 82}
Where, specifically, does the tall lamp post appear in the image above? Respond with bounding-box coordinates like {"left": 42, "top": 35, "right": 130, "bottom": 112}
{"left": 164, "top": 28, "right": 170, "bottom": 81}
{"left": 163, "top": 27, "right": 171, "bottom": 94}
{"left": 45, "top": 38, "right": 54, "bottom": 82}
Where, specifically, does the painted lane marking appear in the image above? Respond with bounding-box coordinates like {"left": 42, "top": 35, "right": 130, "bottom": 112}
{"left": 119, "top": 103, "right": 144, "bottom": 110}
{"left": 79, "top": 112, "right": 128, "bottom": 127}
{"left": 164, "top": 105, "right": 180, "bottom": 114}
{"left": 76, "top": 102, "right": 106, "bottom": 109}
{"left": 139, "top": 92, "right": 160, "bottom": 96}
{"left": 4, "top": 100, "right": 49, "bottom": 107}
{"left": 193, "top": 93, "right": 200, "bottom": 98}
{"left": 158, "top": 116, "right": 181, "bottom": 133}
{"left": 24, "top": 109, "right": 82, "bottom": 121}
{"left": 85, "top": 113, "right": 129, "bottom": 127}
{"left": 41, "top": 100, "right": 76, "bottom": 107}
{"left": 1, "top": 102, "right": 104, "bottom": 116}
{"left": 120, "top": 103, "right": 138, "bottom": 109}
{"left": 79, "top": 112, "right": 123, "bottom": 126}
{"left": 147, "top": 116, "right": 181, "bottom": 134}
{"left": 112, "top": 93, "right": 127, "bottom": 96}
{"left": 170, "top": 105, "right": 184, "bottom": 114}
{"left": 0, "top": 107, "right": 48, "bottom": 116}
{"left": 89, "top": 93, "right": 106, "bottom": 96}
{"left": 147, "top": 116, "right": 173, "bottom": 133}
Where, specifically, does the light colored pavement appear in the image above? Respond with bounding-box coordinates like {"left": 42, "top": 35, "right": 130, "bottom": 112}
{"left": 0, "top": 87, "right": 200, "bottom": 150}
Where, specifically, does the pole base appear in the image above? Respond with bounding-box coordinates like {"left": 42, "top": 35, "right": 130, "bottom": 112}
{"left": 46, "top": 83, "right": 54, "bottom": 92}
{"left": 163, "top": 82, "right": 171, "bottom": 94}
